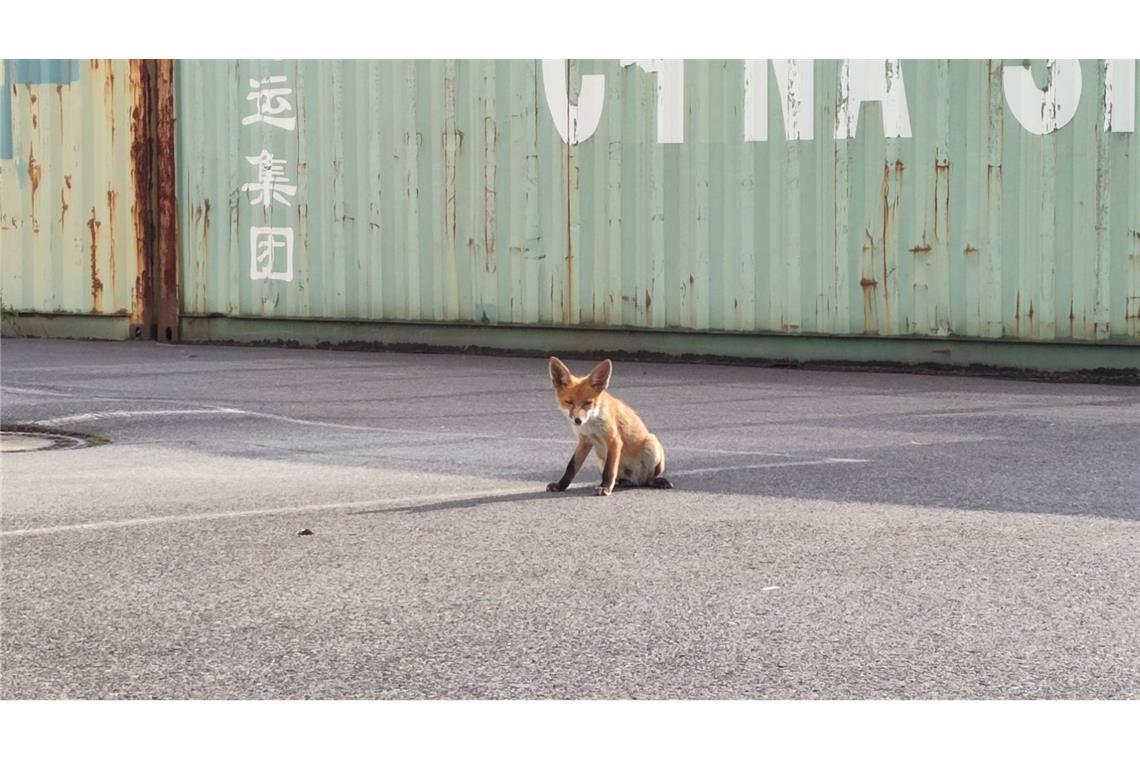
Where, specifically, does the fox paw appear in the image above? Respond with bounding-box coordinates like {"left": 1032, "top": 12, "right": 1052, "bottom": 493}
{"left": 546, "top": 482, "right": 564, "bottom": 492}
{"left": 593, "top": 486, "right": 612, "bottom": 496}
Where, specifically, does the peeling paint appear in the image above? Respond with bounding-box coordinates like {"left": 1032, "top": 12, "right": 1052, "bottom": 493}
{"left": 1002, "top": 60, "right": 1082, "bottom": 136}
{"left": 837, "top": 59, "right": 912, "bottom": 139}
{"left": 542, "top": 59, "right": 604, "bottom": 145}
{"left": 744, "top": 59, "right": 814, "bottom": 142}
{"left": 1104, "top": 60, "right": 1136, "bottom": 132}
{"left": 620, "top": 59, "right": 685, "bottom": 143}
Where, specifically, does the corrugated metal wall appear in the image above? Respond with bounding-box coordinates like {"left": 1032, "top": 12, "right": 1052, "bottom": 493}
{"left": 177, "top": 60, "right": 570, "bottom": 326}
{"left": 175, "top": 59, "right": 1140, "bottom": 346}
{"left": 1, "top": 59, "right": 147, "bottom": 325}
{"left": 5, "top": 59, "right": 1135, "bottom": 353}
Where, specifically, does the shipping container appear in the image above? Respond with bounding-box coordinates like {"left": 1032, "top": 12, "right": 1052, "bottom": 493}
{"left": 4, "top": 59, "right": 1139, "bottom": 371}
{"left": 0, "top": 59, "right": 164, "bottom": 339}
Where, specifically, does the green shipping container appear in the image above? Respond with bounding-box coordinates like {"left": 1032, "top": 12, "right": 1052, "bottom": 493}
{"left": 4, "top": 59, "right": 1139, "bottom": 371}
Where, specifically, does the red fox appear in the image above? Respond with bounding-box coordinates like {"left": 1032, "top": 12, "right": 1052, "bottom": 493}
{"left": 545, "top": 357, "right": 673, "bottom": 496}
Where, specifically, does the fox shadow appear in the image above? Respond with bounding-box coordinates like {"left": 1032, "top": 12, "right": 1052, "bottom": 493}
{"left": 351, "top": 484, "right": 604, "bottom": 515}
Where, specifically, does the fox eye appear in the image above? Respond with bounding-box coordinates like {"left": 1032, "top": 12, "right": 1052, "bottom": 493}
{"left": 583, "top": 401, "right": 592, "bottom": 407}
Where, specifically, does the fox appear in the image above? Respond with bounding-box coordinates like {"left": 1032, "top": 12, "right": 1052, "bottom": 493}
{"left": 545, "top": 356, "right": 673, "bottom": 496}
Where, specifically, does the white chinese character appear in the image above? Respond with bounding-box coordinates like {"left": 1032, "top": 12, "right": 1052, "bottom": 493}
{"left": 242, "top": 149, "right": 298, "bottom": 207}
{"left": 242, "top": 76, "right": 297, "bottom": 131}
{"left": 250, "top": 227, "right": 294, "bottom": 281}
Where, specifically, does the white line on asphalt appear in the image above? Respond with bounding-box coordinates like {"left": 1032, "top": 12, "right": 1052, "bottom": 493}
{"left": 218, "top": 408, "right": 488, "bottom": 437}
{"left": 18, "top": 400, "right": 860, "bottom": 462}
{"left": 0, "top": 486, "right": 529, "bottom": 538}
{"left": 202, "top": 407, "right": 828, "bottom": 460}
{"left": 0, "top": 385, "right": 76, "bottom": 397}
{"left": 27, "top": 409, "right": 249, "bottom": 426}
{"left": 671, "top": 458, "right": 868, "bottom": 477}
{"left": 205, "top": 410, "right": 784, "bottom": 458}
{"left": 667, "top": 445, "right": 809, "bottom": 458}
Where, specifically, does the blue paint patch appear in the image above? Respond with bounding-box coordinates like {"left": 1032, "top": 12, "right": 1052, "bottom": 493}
{"left": 1, "top": 59, "right": 81, "bottom": 160}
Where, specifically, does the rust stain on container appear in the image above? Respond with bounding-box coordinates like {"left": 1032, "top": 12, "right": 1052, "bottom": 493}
{"left": 106, "top": 189, "right": 118, "bottom": 304}
{"left": 109, "top": 69, "right": 118, "bottom": 145}
{"left": 4, "top": 60, "right": 151, "bottom": 326}
{"left": 483, "top": 116, "right": 497, "bottom": 272}
{"left": 27, "top": 148, "right": 42, "bottom": 213}
{"left": 934, "top": 159, "right": 950, "bottom": 239}
{"left": 880, "top": 161, "right": 903, "bottom": 311}
{"left": 59, "top": 175, "right": 72, "bottom": 227}
{"left": 154, "top": 60, "right": 179, "bottom": 340}
{"left": 860, "top": 229, "right": 877, "bottom": 334}
{"left": 87, "top": 208, "right": 104, "bottom": 311}
{"left": 103, "top": 62, "right": 115, "bottom": 105}
{"left": 128, "top": 59, "right": 153, "bottom": 336}
{"left": 986, "top": 164, "right": 1002, "bottom": 201}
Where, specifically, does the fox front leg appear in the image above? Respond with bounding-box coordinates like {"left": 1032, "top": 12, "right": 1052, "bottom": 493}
{"left": 594, "top": 438, "right": 622, "bottom": 496}
{"left": 547, "top": 439, "right": 593, "bottom": 492}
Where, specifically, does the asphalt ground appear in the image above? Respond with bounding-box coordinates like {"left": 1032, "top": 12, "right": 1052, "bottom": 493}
{"left": 1, "top": 337, "right": 1138, "bottom": 699}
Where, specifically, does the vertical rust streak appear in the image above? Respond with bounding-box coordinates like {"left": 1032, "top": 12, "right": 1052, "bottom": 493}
{"left": 484, "top": 119, "right": 496, "bottom": 273}
{"left": 935, "top": 159, "right": 951, "bottom": 242}
{"left": 87, "top": 208, "right": 104, "bottom": 312}
{"left": 880, "top": 162, "right": 892, "bottom": 319}
{"left": 106, "top": 189, "right": 118, "bottom": 306}
{"left": 129, "top": 60, "right": 154, "bottom": 338}
{"left": 154, "top": 60, "right": 180, "bottom": 341}
{"left": 861, "top": 230, "right": 878, "bottom": 335}
{"left": 442, "top": 63, "right": 459, "bottom": 320}
{"left": 105, "top": 62, "right": 117, "bottom": 145}
{"left": 60, "top": 175, "right": 72, "bottom": 228}
{"left": 27, "top": 146, "right": 42, "bottom": 234}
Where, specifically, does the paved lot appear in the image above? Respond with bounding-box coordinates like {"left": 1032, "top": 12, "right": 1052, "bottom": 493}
{"left": 1, "top": 337, "right": 1138, "bottom": 699}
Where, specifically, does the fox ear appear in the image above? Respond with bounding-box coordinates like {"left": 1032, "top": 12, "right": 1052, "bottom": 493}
{"left": 586, "top": 359, "right": 612, "bottom": 391}
{"left": 549, "top": 357, "right": 572, "bottom": 389}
